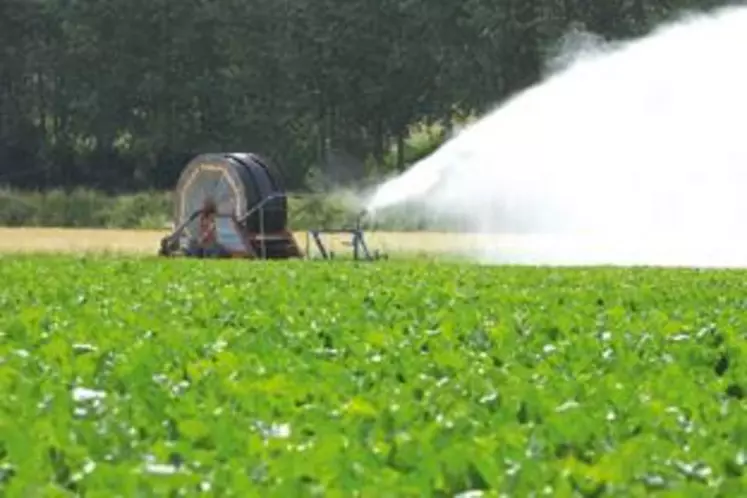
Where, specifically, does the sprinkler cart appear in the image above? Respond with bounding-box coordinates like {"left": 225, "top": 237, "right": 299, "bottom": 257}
{"left": 158, "top": 152, "right": 385, "bottom": 261}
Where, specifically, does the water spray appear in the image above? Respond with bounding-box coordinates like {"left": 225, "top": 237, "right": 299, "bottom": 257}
{"left": 364, "top": 5, "right": 747, "bottom": 268}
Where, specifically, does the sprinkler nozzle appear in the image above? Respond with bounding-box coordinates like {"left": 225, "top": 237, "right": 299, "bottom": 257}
{"left": 355, "top": 208, "right": 371, "bottom": 230}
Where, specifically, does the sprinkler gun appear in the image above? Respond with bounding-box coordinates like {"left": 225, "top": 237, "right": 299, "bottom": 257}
{"left": 355, "top": 209, "right": 368, "bottom": 230}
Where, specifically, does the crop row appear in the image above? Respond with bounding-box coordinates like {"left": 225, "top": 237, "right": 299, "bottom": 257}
{"left": 0, "top": 255, "right": 745, "bottom": 496}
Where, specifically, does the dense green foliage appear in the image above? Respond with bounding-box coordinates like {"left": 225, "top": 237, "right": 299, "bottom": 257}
{"left": 0, "top": 0, "right": 735, "bottom": 192}
{"left": 0, "top": 188, "right": 432, "bottom": 231}
{"left": 1, "top": 255, "right": 745, "bottom": 495}
{"left": 0, "top": 188, "right": 173, "bottom": 230}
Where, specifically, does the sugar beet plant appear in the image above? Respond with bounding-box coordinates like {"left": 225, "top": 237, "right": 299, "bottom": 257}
{"left": 0, "top": 255, "right": 745, "bottom": 496}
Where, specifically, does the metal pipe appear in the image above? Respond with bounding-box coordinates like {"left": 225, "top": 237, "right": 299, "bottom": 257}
{"left": 355, "top": 208, "right": 368, "bottom": 231}
{"left": 259, "top": 203, "right": 266, "bottom": 259}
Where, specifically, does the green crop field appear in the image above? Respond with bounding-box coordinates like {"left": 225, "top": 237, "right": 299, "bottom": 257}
{"left": 1, "top": 254, "right": 746, "bottom": 497}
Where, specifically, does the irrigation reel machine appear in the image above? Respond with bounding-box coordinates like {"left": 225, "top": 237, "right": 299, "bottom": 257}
{"left": 158, "top": 152, "right": 384, "bottom": 261}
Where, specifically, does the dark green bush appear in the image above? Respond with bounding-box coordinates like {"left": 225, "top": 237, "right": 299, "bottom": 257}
{"left": 0, "top": 188, "right": 432, "bottom": 231}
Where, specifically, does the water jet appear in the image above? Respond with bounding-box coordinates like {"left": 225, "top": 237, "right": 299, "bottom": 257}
{"left": 366, "top": 5, "right": 747, "bottom": 267}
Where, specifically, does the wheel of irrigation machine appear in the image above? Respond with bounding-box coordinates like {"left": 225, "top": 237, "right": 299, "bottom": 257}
{"left": 172, "top": 152, "right": 289, "bottom": 241}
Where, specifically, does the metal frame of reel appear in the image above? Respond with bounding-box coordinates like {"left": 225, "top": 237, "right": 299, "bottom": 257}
{"left": 160, "top": 193, "right": 385, "bottom": 261}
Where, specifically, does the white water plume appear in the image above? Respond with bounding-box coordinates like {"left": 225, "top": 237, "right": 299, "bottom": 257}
{"left": 365, "top": 5, "right": 747, "bottom": 267}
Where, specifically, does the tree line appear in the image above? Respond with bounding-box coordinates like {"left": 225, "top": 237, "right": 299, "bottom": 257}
{"left": 0, "top": 0, "right": 732, "bottom": 193}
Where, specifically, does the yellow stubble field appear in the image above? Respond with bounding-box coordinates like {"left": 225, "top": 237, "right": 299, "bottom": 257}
{"left": 0, "top": 227, "right": 495, "bottom": 257}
